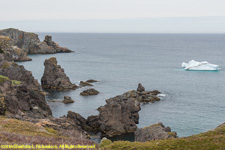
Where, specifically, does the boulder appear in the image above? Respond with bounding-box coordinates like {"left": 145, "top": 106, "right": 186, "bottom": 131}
{"left": 79, "top": 81, "right": 93, "bottom": 87}
{"left": 41, "top": 57, "right": 78, "bottom": 90}
{"left": 63, "top": 96, "right": 74, "bottom": 104}
{"left": 80, "top": 88, "right": 99, "bottom": 96}
{"left": 0, "top": 28, "right": 73, "bottom": 54}
{"left": 135, "top": 122, "right": 177, "bottom": 142}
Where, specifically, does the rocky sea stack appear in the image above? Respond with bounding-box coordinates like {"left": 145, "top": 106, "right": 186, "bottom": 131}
{"left": 41, "top": 57, "right": 77, "bottom": 90}
{"left": 0, "top": 28, "right": 73, "bottom": 54}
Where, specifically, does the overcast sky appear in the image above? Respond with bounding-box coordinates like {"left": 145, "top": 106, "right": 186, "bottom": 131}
{"left": 1, "top": 0, "right": 225, "bottom": 33}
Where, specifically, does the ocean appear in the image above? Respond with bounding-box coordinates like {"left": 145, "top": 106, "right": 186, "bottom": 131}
{"left": 18, "top": 33, "right": 225, "bottom": 138}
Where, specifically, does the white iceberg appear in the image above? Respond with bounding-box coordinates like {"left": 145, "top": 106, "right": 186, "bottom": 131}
{"left": 182, "top": 60, "right": 219, "bottom": 71}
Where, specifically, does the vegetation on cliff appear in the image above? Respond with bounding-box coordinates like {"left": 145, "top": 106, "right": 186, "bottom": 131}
{"left": 100, "top": 123, "right": 225, "bottom": 150}
{"left": 0, "top": 117, "right": 98, "bottom": 149}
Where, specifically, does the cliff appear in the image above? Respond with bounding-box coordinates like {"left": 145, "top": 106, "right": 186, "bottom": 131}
{"left": 0, "top": 28, "right": 73, "bottom": 54}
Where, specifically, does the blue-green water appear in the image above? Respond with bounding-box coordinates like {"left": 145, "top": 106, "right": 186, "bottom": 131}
{"left": 18, "top": 33, "right": 225, "bottom": 138}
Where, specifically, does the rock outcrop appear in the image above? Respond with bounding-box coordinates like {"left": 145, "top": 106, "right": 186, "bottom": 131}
{"left": 0, "top": 35, "right": 31, "bottom": 62}
{"left": 63, "top": 96, "right": 74, "bottom": 104}
{"left": 0, "top": 28, "right": 73, "bottom": 54}
{"left": 95, "top": 84, "right": 162, "bottom": 137}
{"left": 41, "top": 57, "right": 77, "bottom": 90}
{"left": 97, "top": 92, "right": 141, "bottom": 137}
{"left": 0, "top": 62, "right": 52, "bottom": 119}
{"left": 80, "top": 88, "right": 99, "bottom": 96}
{"left": 44, "top": 35, "right": 72, "bottom": 53}
{"left": 135, "top": 122, "right": 177, "bottom": 142}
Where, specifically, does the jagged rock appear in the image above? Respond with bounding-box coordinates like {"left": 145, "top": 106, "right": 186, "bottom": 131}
{"left": 41, "top": 57, "right": 77, "bottom": 90}
{"left": 86, "top": 115, "right": 101, "bottom": 132}
{"left": 137, "top": 83, "right": 145, "bottom": 92}
{"left": 135, "top": 122, "right": 178, "bottom": 142}
{"left": 0, "top": 61, "right": 40, "bottom": 91}
{"left": 0, "top": 74, "right": 52, "bottom": 119}
{"left": 79, "top": 81, "right": 93, "bottom": 87}
{"left": 97, "top": 94, "right": 141, "bottom": 137}
{"left": 96, "top": 84, "right": 162, "bottom": 137}
{"left": 86, "top": 79, "right": 99, "bottom": 83}
{"left": 80, "top": 88, "right": 99, "bottom": 96}
{"left": 63, "top": 96, "right": 74, "bottom": 104}
{"left": 0, "top": 35, "right": 31, "bottom": 62}
{"left": 44, "top": 35, "right": 73, "bottom": 53}
{"left": 0, "top": 28, "right": 73, "bottom": 54}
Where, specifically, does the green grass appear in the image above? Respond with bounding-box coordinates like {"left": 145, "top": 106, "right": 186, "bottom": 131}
{"left": 0, "top": 75, "right": 21, "bottom": 86}
{"left": 100, "top": 123, "right": 225, "bottom": 150}
{"left": 0, "top": 118, "right": 58, "bottom": 137}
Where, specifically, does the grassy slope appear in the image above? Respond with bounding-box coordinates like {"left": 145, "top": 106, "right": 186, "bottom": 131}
{"left": 0, "top": 117, "right": 97, "bottom": 149}
{"left": 100, "top": 123, "right": 225, "bottom": 150}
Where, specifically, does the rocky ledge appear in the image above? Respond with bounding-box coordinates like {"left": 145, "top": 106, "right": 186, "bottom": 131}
{"left": 135, "top": 122, "right": 177, "bottom": 142}
{"left": 41, "top": 57, "right": 77, "bottom": 90}
{"left": 0, "top": 28, "right": 73, "bottom": 54}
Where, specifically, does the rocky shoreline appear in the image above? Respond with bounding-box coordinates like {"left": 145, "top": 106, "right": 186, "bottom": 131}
{"left": 2, "top": 28, "right": 223, "bottom": 149}
{"left": 0, "top": 29, "right": 175, "bottom": 144}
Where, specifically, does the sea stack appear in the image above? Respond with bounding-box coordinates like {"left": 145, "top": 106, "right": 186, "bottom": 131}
{"left": 41, "top": 57, "right": 77, "bottom": 90}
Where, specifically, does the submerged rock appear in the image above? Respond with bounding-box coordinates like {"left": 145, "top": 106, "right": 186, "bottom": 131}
{"left": 79, "top": 81, "right": 93, "bottom": 87}
{"left": 86, "top": 79, "right": 99, "bottom": 83}
{"left": 41, "top": 57, "right": 78, "bottom": 90}
{"left": 0, "top": 28, "right": 73, "bottom": 54}
{"left": 63, "top": 96, "right": 75, "bottom": 104}
{"left": 80, "top": 88, "right": 99, "bottom": 96}
{"left": 135, "top": 122, "right": 177, "bottom": 142}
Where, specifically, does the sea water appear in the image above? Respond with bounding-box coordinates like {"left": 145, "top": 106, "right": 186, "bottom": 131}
{"left": 18, "top": 33, "right": 225, "bottom": 138}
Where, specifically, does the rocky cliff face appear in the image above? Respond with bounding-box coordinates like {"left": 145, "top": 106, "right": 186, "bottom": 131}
{"left": 41, "top": 57, "right": 77, "bottom": 90}
{"left": 0, "top": 62, "right": 52, "bottom": 119}
{"left": 0, "top": 28, "right": 73, "bottom": 54}
{"left": 0, "top": 35, "right": 31, "bottom": 62}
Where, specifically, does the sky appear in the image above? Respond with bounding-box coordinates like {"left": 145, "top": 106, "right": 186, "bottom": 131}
{"left": 0, "top": 0, "right": 225, "bottom": 33}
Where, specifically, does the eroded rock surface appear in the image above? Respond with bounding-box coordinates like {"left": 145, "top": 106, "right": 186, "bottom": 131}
{"left": 135, "top": 122, "right": 178, "bottom": 142}
{"left": 0, "top": 35, "right": 31, "bottom": 62}
{"left": 0, "top": 63, "right": 52, "bottom": 119}
{"left": 96, "top": 84, "right": 162, "bottom": 137}
{"left": 0, "top": 28, "right": 73, "bottom": 54}
{"left": 41, "top": 57, "right": 77, "bottom": 90}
